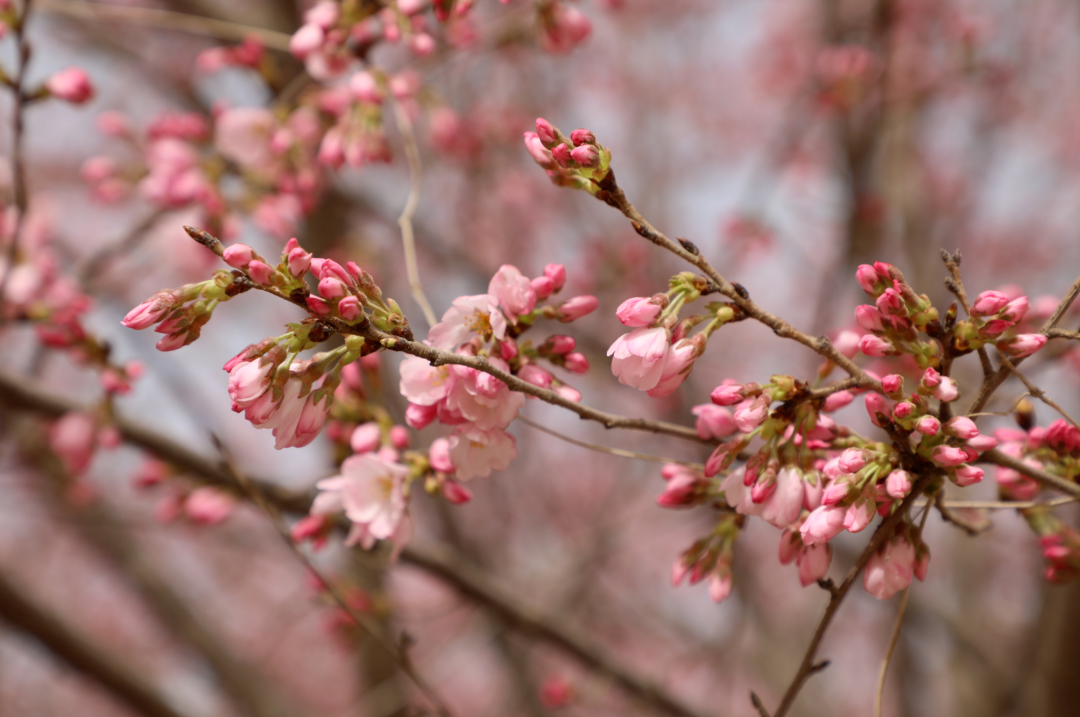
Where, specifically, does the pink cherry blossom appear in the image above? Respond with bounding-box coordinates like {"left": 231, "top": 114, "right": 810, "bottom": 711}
{"left": 801, "top": 505, "right": 846, "bottom": 546}
{"left": 184, "top": 487, "right": 236, "bottom": 525}
{"left": 608, "top": 326, "right": 670, "bottom": 391}
{"left": 952, "top": 465, "right": 984, "bottom": 487}
{"left": 843, "top": 500, "right": 873, "bottom": 533}
{"left": 427, "top": 294, "right": 507, "bottom": 349}
{"left": 616, "top": 296, "right": 663, "bottom": 327}
{"left": 933, "top": 376, "right": 959, "bottom": 402}
{"left": 350, "top": 422, "right": 382, "bottom": 454}
{"left": 886, "top": 470, "right": 912, "bottom": 499}
{"left": 647, "top": 338, "right": 701, "bottom": 398}
{"left": 915, "top": 415, "right": 941, "bottom": 435}
{"left": 489, "top": 265, "right": 537, "bottom": 322}
{"left": 315, "top": 453, "right": 408, "bottom": 548}
{"left": 971, "top": 290, "right": 1010, "bottom": 316}
{"left": 931, "top": 445, "right": 968, "bottom": 466}
{"left": 822, "top": 390, "right": 854, "bottom": 412}
{"left": 759, "top": 468, "right": 805, "bottom": 528}
{"left": 46, "top": 68, "right": 94, "bottom": 104}
{"left": 946, "top": 416, "right": 979, "bottom": 439}
{"left": 49, "top": 412, "right": 97, "bottom": 475}
{"left": 448, "top": 426, "right": 517, "bottom": 480}
{"left": 998, "top": 333, "right": 1047, "bottom": 359}
{"left": 227, "top": 359, "right": 273, "bottom": 408}
{"left": 692, "top": 404, "right": 736, "bottom": 440}
{"left": 557, "top": 295, "right": 599, "bottom": 321}
{"left": 798, "top": 544, "right": 832, "bottom": 587}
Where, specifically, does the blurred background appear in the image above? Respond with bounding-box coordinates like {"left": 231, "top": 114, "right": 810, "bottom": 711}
{"left": 2, "top": 0, "right": 1080, "bottom": 716}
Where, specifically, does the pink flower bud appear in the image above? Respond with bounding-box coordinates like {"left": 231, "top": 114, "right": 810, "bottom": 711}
{"left": 544, "top": 264, "right": 567, "bottom": 292}
{"left": 832, "top": 330, "right": 860, "bottom": 359}
{"left": 886, "top": 470, "right": 912, "bottom": 499}
{"left": 551, "top": 143, "right": 572, "bottom": 167}
{"left": 779, "top": 529, "right": 801, "bottom": 565}
{"left": 692, "top": 404, "right": 736, "bottom": 440}
{"left": 532, "top": 276, "right": 555, "bottom": 299}
{"left": 184, "top": 487, "right": 236, "bottom": 525}
{"left": 881, "top": 374, "right": 903, "bottom": 395}
{"left": 406, "top": 403, "right": 437, "bottom": 429}
{"left": 800, "top": 505, "right": 846, "bottom": 545}
{"left": 306, "top": 295, "right": 331, "bottom": 316}
{"left": 248, "top": 260, "right": 275, "bottom": 285}
{"left": 500, "top": 339, "right": 519, "bottom": 361}
{"left": 859, "top": 334, "right": 894, "bottom": 357}
{"left": 46, "top": 67, "right": 94, "bottom": 104}
{"left": 822, "top": 480, "right": 852, "bottom": 506}
{"left": 933, "top": 376, "right": 959, "bottom": 402}
{"left": 535, "top": 117, "right": 557, "bottom": 146}
{"left": 838, "top": 448, "right": 868, "bottom": 473}
{"left": 711, "top": 383, "right": 744, "bottom": 406}
{"left": 409, "top": 33, "right": 436, "bottom": 57}
{"left": 563, "top": 352, "right": 589, "bottom": 374}
{"left": 843, "top": 501, "right": 873, "bottom": 533}
{"left": 288, "top": 245, "right": 313, "bottom": 276}
{"left": 822, "top": 390, "right": 854, "bottom": 412}
{"left": 932, "top": 445, "right": 968, "bottom": 466}
{"left": 981, "top": 319, "right": 1013, "bottom": 337}
{"left": 524, "top": 131, "right": 554, "bottom": 167}
{"left": 855, "top": 305, "right": 886, "bottom": 332}
{"left": 893, "top": 401, "right": 914, "bottom": 419}
{"left": 548, "top": 335, "right": 575, "bottom": 354}
{"left": 616, "top": 296, "right": 663, "bottom": 327}
{"left": 553, "top": 384, "right": 582, "bottom": 402}
{"left": 318, "top": 277, "right": 348, "bottom": 299}
{"left": 865, "top": 393, "right": 891, "bottom": 427}
{"left": 708, "top": 572, "right": 733, "bottom": 604}
{"left": 570, "top": 144, "right": 600, "bottom": 167}
{"left": 122, "top": 296, "right": 171, "bottom": 330}
{"left": 966, "top": 434, "right": 998, "bottom": 452}
{"left": 798, "top": 543, "right": 832, "bottom": 587}
{"left": 442, "top": 480, "right": 472, "bottom": 504}
{"left": 519, "top": 364, "right": 553, "bottom": 390}
{"left": 952, "top": 464, "right": 984, "bottom": 487}
{"left": 557, "top": 295, "right": 598, "bottom": 321}
{"left": 290, "top": 24, "right": 324, "bottom": 59}
{"left": 946, "top": 416, "right": 979, "bottom": 439}
{"left": 428, "top": 437, "right": 454, "bottom": 473}
{"left": 971, "top": 290, "right": 1009, "bottom": 316}
{"left": 389, "top": 425, "right": 410, "bottom": 450}
{"left": 997, "top": 333, "right": 1047, "bottom": 359}
{"left": 156, "top": 332, "right": 188, "bottom": 352}
{"left": 350, "top": 422, "right": 381, "bottom": 453}
{"left": 856, "top": 264, "right": 880, "bottom": 295}
{"left": 915, "top": 415, "right": 940, "bottom": 435}
{"left": 1001, "top": 296, "right": 1029, "bottom": 323}
{"left": 570, "top": 128, "right": 595, "bottom": 146}
{"left": 223, "top": 243, "right": 256, "bottom": 268}
{"left": 337, "top": 295, "right": 362, "bottom": 321}
{"left": 921, "top": 367, "right": 941, "bottom": 388}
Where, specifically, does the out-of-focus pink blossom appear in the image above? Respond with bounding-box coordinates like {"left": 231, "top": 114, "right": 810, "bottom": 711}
{"left": 448, "top": 426, "right": 517, "bottom": 480}
{"left": 692, "top": 404, "right": 736, "bottom": 440}
{"left": 46, "top": 68, "right": 94, "bottom": 104}
{"left": 864, "top": 392, "right": 891, "bottom": 426}
{"left": 50, "top": 412, "right": 97, "bottom": 475}
{"left": 863, "top": 537, "right": 916, "bottom": 600}
{"left": 822, "top": 390, "right": 854, "bottom": 412}
{"left": 998, "top": 333, "right": 1047, "bottom": 359}
{"left": 489, "top": 264, "right": 537, "bottom": 322}
{"left": 429, "top": 438, "right": 454, "bottom": 473}
{"left": 350, "top": 423, "right": 382, "bottom": 454}
{"left": 184, "top": 487, "right": 236, "bottom": 525}
{"left": 859, "top": 334, "right": 894, "bottom": 357}
{"left": 563, "top": 352, "right": 589, "bottom": 374}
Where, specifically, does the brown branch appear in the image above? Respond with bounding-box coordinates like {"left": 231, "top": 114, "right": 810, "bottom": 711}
{"left": 933, "top": 491, "right": 990, "bottom": 536}
{"left": 997, "top": 357, "right": 1080, "bottom": 430}
{"left": 1046, "top": 328, "right": 1080, "bottom": 341}
{"left": 0, "top": 568, "right": 191, "bottom": 717}
{"left": 0, "top": 1, "right": 33, "bottom": 321}
{"left": 37, "top": 0, "right": 293, "bottom": 49}
{"left": 592, "top": 181, "right": 880, "bottom": 391}
{"left": 978, "top": 448, "right": 1080, "bottom": 498}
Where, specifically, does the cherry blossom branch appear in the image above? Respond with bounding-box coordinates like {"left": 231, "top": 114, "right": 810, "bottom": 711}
{"left": 0, "top": 569, "right": 190, "bottom": 717}
{"left": 593, "top": 175, "right": 880, "bottom": 390}
{"left": 37, "top": 0, "right": 293, "bottom": 49}
{"left": 0, "top": 370, "right": 718, "bottom": 717}
{"left": 968, "top": 270, "right": 1080, "bottom": 415}
{"left": 391, "top": 98, "right": 438, "bottom": 328}
{"left": 185, "top": 224, "right": 711, "bottom": 445}
{"left": 771, "top": 473, "right": 936, "bottom": 717}
{"left": 933, "top": 491, "right": 990, "bottom": 536}
{"left": 517, "top": 414, "right": 705, "bottom": 467}
{"left": 996, "top": 357, "right": 1080, "bottom": 430}
{"left": 1046, "top": 329, "right": 1080, "bottom": 341}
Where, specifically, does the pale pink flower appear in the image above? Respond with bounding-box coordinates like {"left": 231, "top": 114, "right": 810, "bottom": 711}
{"left": 46, "top": 67, "right": 94, "bottom": 104}
{"left": 405, "top": 403, "right": 437, "bottom": 429}
{"left": 448, "top": 426, "right": 517, "bottom": 480}
{"left": 607, "top": 327, "right": 670, "bottom": 392}
{"left": 50, "top": 412, "right": 97, "bottom": 475}
{"left": 258, "top": 378, "right": 331, "bottom": 449}
{"left": 998, "top": 333, "right": 1047, "bottom": 359}
{"left": 733, "top": 396, "right": 770, "bottom": 434}
{"left": 184, "top": 487, "right": 236, "bottom": 525}
{"left": 798, "top": 544, "right": 832, "bottom": 587}
{"left": 722, "top": 467, "right": 762, "bottom": 517}
{"left": 843, "top": 500, "right": 873, "bottom": 533}
{"left": 316, "top": 453, "right": 408, "bottom": 548}
{"left": 656, "top": 465, "right": 706, "bottom": 508}
{"left": 647, "top": 338, "right": 701, "bottom": 398}
{"left": 443, "top": 361, "right": 524, "bottom": 430}
{"left": 428, "top": 294, "right": 507, "bottom": 349}
{"left": 616, "top": 296, "right": 663, "bottom": 327}
{"left": 708, "top": 572, "right": 733, "bottom": 604}
{"left": 399, "top": 356, "right": 451, "bottom": 405}
{"left": 489, "top": 264, "right": 537, "bottom": 322}
{"left": 692, "top": 404, "right": 736, "bottom": 440}
{"left": 838, "top": 448, "right": 868, "bottom": 473}
{"left": 215, "top": 107, "right": 276, "bottom": 169}
{"left": 429, "top": 437, "right": 454, "bottom": 473}
{"left": 863, "top": 537, "right": 916, "bottom": 600}
{"left": 832, "top": 330, "right": 860, "bottom": 358}
{"left": 800, "top": 505, "right": 846, "bottom": 545}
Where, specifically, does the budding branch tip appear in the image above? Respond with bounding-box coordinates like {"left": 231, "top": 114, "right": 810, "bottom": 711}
{"left": 183, "top": 225, "right": 224, "bottom": 257}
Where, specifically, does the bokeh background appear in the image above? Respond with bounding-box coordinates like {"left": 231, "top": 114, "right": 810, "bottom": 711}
{"left": 2, "top": 1, "right": 1080, "bottom": 716}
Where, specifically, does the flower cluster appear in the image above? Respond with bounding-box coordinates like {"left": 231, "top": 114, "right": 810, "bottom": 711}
{"left": 524, "top": 118, "right": 612, "bottom": 195}
{"left": 854, "top": 261, "right": 941, "bottom": 366}
{"left": 400, "top": 263, "right": 596, "bottom": 480}
{"left": 955, "top": 289, "right": 1048, "bottom": 358}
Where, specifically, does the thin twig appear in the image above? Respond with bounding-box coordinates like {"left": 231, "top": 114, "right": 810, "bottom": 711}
{"left": 0, "top": 1, "right": 33, "bottom": 321}
{"left": 517, "top": 414, "right": 704, "bottom": 468}
{"left": 78, "top": 209, "right": 168, "bottom": 287}
{"left": 37, "top": 0, "right": 293, "bottom": 49}
{"left": 934, "top": 491, "right": 990, "bottom": 536}
{"left": 1046, "top": 328, "right": 1080, "bottom": 341}
{"left": 211, "top": 436, "right": 456, "bottom": 717}
{"left": 391, "top": 99, "right": 437, "bottom": 328}
{"left": 997, "top": 357, "right": 1080, "bottom": 430}
{"left": 873, "top": 583, "right": 910, "bottom": 717}
{"left": 979, "top": 448, "right": 1080, "bottom": 497}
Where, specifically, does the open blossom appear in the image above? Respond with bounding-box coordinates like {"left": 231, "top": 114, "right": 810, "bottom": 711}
{"left": 443, "top": 359, "right": 525, "bottom": 430}
{"left": 251, "top": 376, "right": 333, "bottom": 450}
{"left": 448, "top": 426, "right": 517, "bottom": 481}
{"left": 647, "top": 338, "right": 701, "bottom": 398}
{"left": 607, "top": 327, "right": 670, "bottom": 392}
{"left": 314, "top": 453, "right": 409, "bottom": 550}
{"left": 489, "top": 265, "right": 537, "bottom": 322}
{"left": 863, "top": 536, "right": 916, "bottom": 600}
{"left": 427, "top": 294, "right": 507, "bottom": 349}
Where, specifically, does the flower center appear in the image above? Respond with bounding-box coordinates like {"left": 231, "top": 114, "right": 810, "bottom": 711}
{"left": 464, "top": 310, "right": 493, "bottom": 340}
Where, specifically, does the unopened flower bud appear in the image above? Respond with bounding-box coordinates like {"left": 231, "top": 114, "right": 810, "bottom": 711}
{"left": 46, "top": 68, "right": 95, "bottom": 104}
{"left": 223, "top": 243, "right": 256, "bottom": 269}
{"left": 570, "top": 144, "right": 599, "bottom": 167}
{"left": 535, "top": 117, "right": 557, "bottom": 146}
{"left": 563, "top": 352, "right": 589, "bottom": 374}
{"left": 570, "top": 128, "right": 595, "bottom": 146}
{"left": 557, "top": 295, "right": 598, "bottom": 321}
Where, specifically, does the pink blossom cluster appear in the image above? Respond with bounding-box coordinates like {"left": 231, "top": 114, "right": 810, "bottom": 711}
{"left": 196, "top": 37, "right": 264, "bottom": 73}
{"left": 854, "top": 261, "right": 941, "bottom": 365}
{"left": 525, "top": 118, "right": 611, "bottom": 195}
{"left": 122, "top": 270, "right": 239, "bottom": 351}
{"left": 955, "top": 288, "right": 1047, "bottom": 357}
{"left": 312, "top": 453, "right": 413, "bottom": 558}
{"left": 400, "top": 263, "right": 596, "bottom": 481}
